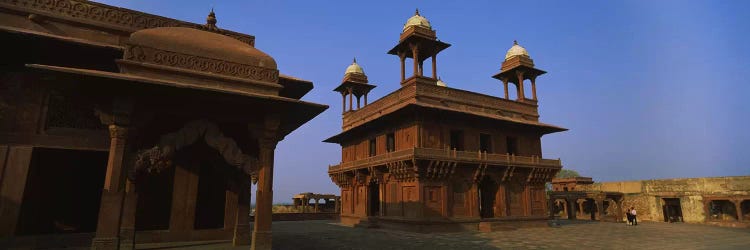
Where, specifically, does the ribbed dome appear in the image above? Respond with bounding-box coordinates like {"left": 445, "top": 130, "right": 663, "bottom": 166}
{"left": 403, "top": 9, "right": 432, "bottom": 32}
{"left": 129, "top": 27, "right": 277, "bottom": 69}
{"left": 504, "top": 40, "right": 530, "bottom": 60}
{"left": 344, "top": 58, "right": 365, "bottom": 75}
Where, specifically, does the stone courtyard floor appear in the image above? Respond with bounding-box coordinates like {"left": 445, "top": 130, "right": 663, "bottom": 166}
{"left": 137, "top": 220, "right": 750, "bottom": 250}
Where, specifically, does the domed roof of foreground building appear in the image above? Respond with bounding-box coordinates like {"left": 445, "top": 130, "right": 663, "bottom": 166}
{"left": 504, "top": 40, "right": 530, "bottom": 60}
{"left": 128, "top": 26, "right": 277, "bottom": 69}
{"left": 403, "top": 9, "right": 432, "bottom": 31}
{"left": 344, "top": 58, "right": 365, "bottom": 75}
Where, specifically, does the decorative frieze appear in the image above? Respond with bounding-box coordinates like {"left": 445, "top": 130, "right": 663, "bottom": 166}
{"left": 0, "top": 0, "right": 255, "bottom": 45}
{"left": 124, "top": 45, "right": 279, "bottom": 84}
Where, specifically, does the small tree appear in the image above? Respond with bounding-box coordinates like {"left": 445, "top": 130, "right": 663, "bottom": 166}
{"left": 555, "top": 169, "right": 581, "bottom": 179}
{"left": 546, "top": 169, "right": 582, "bottom": 193}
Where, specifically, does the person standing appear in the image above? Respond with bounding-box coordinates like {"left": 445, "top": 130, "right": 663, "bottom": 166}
{"left": 626, "top": 208, "right": 632, "bottom": 225}
{"left": 630, "top": 207, "right": 638, "bottom": 226}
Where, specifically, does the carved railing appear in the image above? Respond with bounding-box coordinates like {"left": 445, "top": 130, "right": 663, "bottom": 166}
{"left": 341, "top": 81, "right": 541, "bottom": 131}
{"left": 328, "top": 147, "right": 562, "bottom": 173}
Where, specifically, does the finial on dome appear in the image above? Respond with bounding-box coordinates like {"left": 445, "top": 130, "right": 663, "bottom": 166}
{"left": 353, "top": 57, "right": 357, "bottom": 63}
{"left": 205, "top": 8, "right": 219, "bottom": 31}
{"left": 513, "top": 40, "right": 518, "bottom": 45}
{"left": 415, "top": 8, "right": 420, "bottom": 16}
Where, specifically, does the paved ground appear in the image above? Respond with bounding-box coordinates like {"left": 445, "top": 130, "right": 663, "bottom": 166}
{"left": 137, "top": 220, "right": 750, "bottom": 250}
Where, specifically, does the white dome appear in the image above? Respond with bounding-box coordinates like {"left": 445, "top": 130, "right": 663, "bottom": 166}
{"left": 504, "top": 40, "right": 530, "bottom": 60}
{"left": 436, "top": 77, "right": 447, "bottom": 87}
{"left": 403, "top": 9, "right": 432, "bottom": 32}
{"left": 344, "top": 58, "right": 364, "bottom": 75}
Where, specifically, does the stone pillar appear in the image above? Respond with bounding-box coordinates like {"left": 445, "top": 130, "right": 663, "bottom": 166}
{"left": 595, "top": 198, "right": 604, "bottom": 221}
{"left": 516, "top": 71, "right": 525, "bottom": 101}
{"left": 567, "top": 198, "right": 576, "bottom": 219}
{"left": 0, "top": 146, "right": 33, "bottom": 237}
{"left": 419, "top": 61, "right": 424, "bottom": 76}
{"left": 411, "top": 43, "right": 419, "bottom": 77}
{"left": 734, "top": 199, "right": 743, "bottom": 222}
{"left": 341, "top": 92, "right": 346, "bottom": 113}
{"left": 314, "top": 199, "right": 319, "bottom": 213}
{"left": 251, "top": 116, "right": 280, "bottom": 250}
{"left": 502, "top": 78, "right": 509, "bottom": 99}
{"left": 335, "top": 197, "right": 340, "bottom": 213}
{"left": 432, "top": 54, "right": 437, "bottom": 79}
{"left": 356, "top": 96, "right": 361, "bottom": 109}
{"left": 399, "top": 52, "right": 406, "bottom": 82}
{"left": 233, "top": 181, "right": 252, "bottom": 246}
{"left": 92, "top": 125, "right": 130, "bottom": 250}
{"left": 347, "top": 88, "right": 353, "bottom": 111}
{"left": 577, "top": 199, "right": 584, "bottom": 218}
{"left": 119, "top": 179, "right": 137, "bottom": 250}
{"left": 531, "top": 76, "right": 538, "bottom": 100}
{"left": 364, "top": 93, "right": 368, "bottom": 106}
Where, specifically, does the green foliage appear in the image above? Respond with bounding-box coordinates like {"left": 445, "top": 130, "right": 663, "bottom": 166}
{"left": 555, "top": 169, "right": 581, "bottom": 178}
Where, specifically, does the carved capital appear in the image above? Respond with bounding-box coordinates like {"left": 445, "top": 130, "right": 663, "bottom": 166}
{"left": 108, "top": 125, "right": 129, "bottom": 139}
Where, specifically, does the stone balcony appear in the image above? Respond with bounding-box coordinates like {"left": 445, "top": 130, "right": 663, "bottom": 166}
{"left": 328, "top": 147, "right": 562, "bottom": 174}
{"left": 340, "top": 78, "right": 546, "bottom": 131}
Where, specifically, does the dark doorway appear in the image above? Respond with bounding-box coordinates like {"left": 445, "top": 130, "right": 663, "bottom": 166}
{"left": 478, "top": 177, "right": 497, "bottom": 218}
{"left": 386, "top": 133, "right": 395, "bottom": 152}
{"left": 369, "top": 138, "right": 376, "bottom": 157}
{"left": 135, "top": 165, "right": 175, "bottom": 230}
{"left": 193, "top": 157, "right": 228, "bottom": 229}
{"left": 450, "top": 130, "right": 464, "bottom": 151}
{"left": 479, "top": 133, "right": 491, "bottom": 153}
{"left": 506, "top": 137, "right": 518, "bottom": 155}
{"left": 368, "top": 182, "right": 380, "bottom": 216}
{"left": 16, "top": 148, "right": 108, "bottom": 235}
{"left": 662, "top": 198, "right": 683, "bottom": 222}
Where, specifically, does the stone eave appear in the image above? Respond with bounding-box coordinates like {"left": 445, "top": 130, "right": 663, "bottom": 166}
{"left": 26, "top": 63, "right": 328, "bottom": 137}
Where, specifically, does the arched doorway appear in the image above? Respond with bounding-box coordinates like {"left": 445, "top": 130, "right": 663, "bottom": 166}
{"left": 479, "top": 176, "right": 498, "bottom": 218}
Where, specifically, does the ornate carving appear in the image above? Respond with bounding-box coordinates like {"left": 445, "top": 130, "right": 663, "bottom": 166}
{"left": 330, "top": 172, "right": 353, "bottom": 187}
{"left": 45, "top": 90, "right": 105, "bottom": 130}
{"left": 133, "top": 120, "right": 259, "bottom": 179}
{"left": 124, "top": 45, "right": 279, "bottom": 83}
{"left": 0, "top": 0, "right": 255, "bottom": 45}
{"left": 386, "top": 160, "right": 417, "bottom": 182}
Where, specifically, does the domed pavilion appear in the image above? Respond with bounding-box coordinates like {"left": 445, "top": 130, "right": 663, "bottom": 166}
{"left": 325, "top": 9, "right": 567, "bottom": 232}
{"left": 0, "top": 2, "right": 326, "bottom": 250}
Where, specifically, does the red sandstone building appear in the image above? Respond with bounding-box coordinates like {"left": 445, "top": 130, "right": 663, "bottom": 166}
{"left": 0, "top": 1, "right": 325, "bottom": 249}
{"left": 325, "top": 10, "right": 567, "bottom": 232}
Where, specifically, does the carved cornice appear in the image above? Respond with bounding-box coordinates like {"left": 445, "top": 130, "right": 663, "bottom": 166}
{"left": 0, "top": 0, "right": 255, "bottom": 45}
{"left": 123, "top": 45, "right": 278, "bottom": 84}
{"left": 342, "top": 81, "right": 546, "bottom": 131}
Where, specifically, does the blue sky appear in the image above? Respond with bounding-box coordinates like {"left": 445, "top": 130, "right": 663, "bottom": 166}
{"left": 100, "top": 0, "right": 750, "bottom": 203}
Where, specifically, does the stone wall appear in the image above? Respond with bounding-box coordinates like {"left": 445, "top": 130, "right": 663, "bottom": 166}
{"left": 584, "top": 176, "right": 750, "bottom": 224}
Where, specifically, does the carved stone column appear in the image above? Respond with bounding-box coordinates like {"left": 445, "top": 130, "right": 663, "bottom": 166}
{"left": 502, "top": 78, "right": 509, "bottom": 99}
{"left": 335, "top": 197, "right": 340, "bottom": 213}
{"left": 733, "top": 199, "right": 743, "bottom": 222}
{"left": 577, "top": 199, "right": 585, "bottom": 218}
{"left": 92, "top": 124, "right": 130, "bottom": 250}
{"left": 251, "top": 116, "right": 280, "bottom": 250}
{"left": 233, "top": 180, "right": 252, "bottom": 246}
{"left": 410, "top": 43, "right": 419, "bottom": 77}
{"left": 119, "top": 178, "right": 137, "bottom": 250}
{"left": 432, "top": 54, "right": 437, "bottom": 79}
{"left": 516, "top": 71, "right": 525, "bottom": 101}
{"left": 399, "top": 52, "right": 406, "bottom": 82}
{"left": 530, "top": 76, "right": 538, "bottom": 100}
{"left": 595, "top": 198, "right": 604, "bottom": 221}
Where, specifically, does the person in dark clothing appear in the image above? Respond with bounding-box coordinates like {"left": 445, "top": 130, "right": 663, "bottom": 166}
{"left": 630, "top": 207, "right": 638, "bottom": 226}
{"left": 626, "top": 208, "right": 632, "bottom": 225}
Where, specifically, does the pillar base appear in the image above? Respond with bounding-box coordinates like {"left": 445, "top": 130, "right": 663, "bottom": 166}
{"left": 119, "top": 227, "right": 135, "bottom": 250}
{"left": 251, "top": 230, "right": 272, "bottom": 250}
{"left": 233, "top": 224, "right": 252, "bottom": 246}
{"left": 91, "top": 237, "right": 119, "bottom": 250}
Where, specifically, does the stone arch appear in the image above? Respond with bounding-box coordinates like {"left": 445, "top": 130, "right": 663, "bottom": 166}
{"left": 132, "top": 120, "right": 259, "bottom": 179}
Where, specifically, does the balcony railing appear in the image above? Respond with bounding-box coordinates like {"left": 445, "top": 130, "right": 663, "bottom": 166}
{"left": 328, "top": 147, "right": 562, "bottom": 173}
